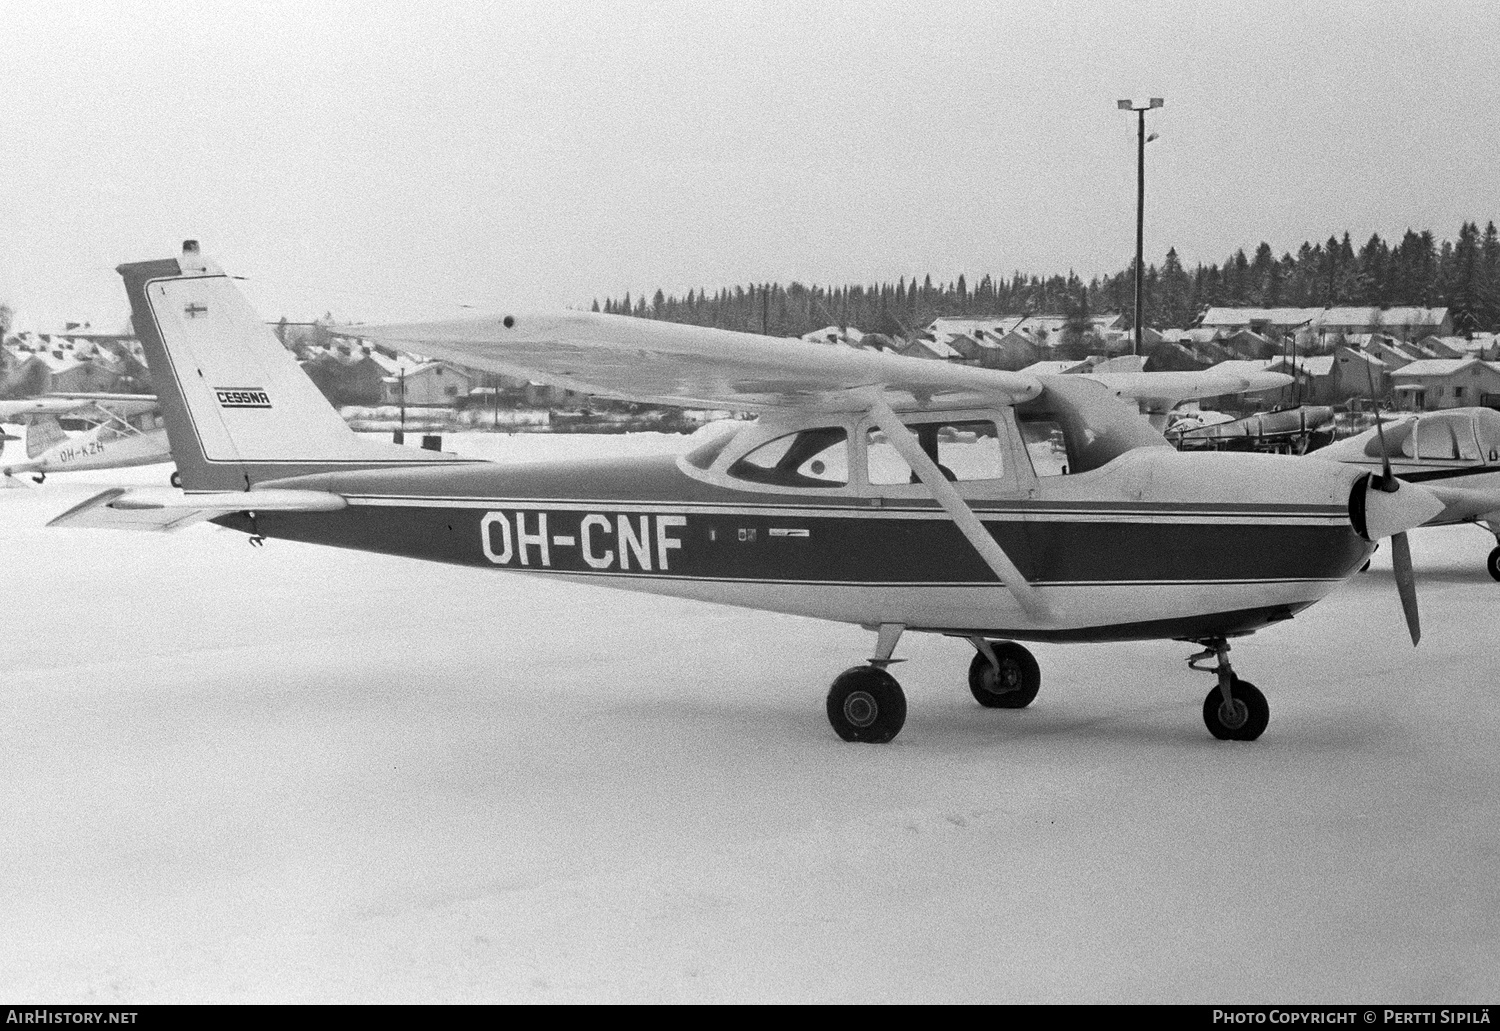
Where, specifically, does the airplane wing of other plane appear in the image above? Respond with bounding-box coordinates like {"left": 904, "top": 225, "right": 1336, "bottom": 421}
{"left": 1419, "top": 482, "right": 1500, "bottom": 525}
{"left": 338, "top": 313, "right": 1043, "bottom": 413}
{"left": 1079, "top": 369, "right": 1293, "bottom": 406}
{"left": 0, "top": 394, "right": 159, "bottom": 420}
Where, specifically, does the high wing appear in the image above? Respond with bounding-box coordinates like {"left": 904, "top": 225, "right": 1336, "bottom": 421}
{"left": 337, "top": 312, "right": 1042, "bottom": 412}
{"left": 0, "top": 393, "right": 159, "bottom": 421}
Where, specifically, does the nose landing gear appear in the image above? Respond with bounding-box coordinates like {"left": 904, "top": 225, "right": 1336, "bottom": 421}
{"left": 966, "top": 638, "right": 1041, "bottom": 708}
{"left": 1188, "top": 637, "right": 1269, "bottom": 741}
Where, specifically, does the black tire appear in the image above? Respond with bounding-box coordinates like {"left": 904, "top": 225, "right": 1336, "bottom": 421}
{"left": 1203, "top": 677, "right": 1269, "bottom": 741}
{"left": 170, "top": 469, "right": 182, "bottom": 488}
{"left": 826, "top": 666, "right": 906, "bottom": 743}
{"left": 1487, "top": 546, "right": 1500, "bottom": 583}
{"left": 968, "top": 641, "right": 1041, "bottom": 708}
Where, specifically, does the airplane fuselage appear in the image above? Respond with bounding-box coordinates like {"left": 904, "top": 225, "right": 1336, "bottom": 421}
{"left": 2, "top": 425, "right": 171, "bottom": 476}
{"left": 226, "top": 445, "right": 1375, "bottom": 644}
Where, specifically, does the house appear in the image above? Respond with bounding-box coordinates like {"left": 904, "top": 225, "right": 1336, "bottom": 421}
{"left": 1330, "top": 347, "right": 1389, "bottom": 402}
{"left": 381, "top": 362, "right": 477, "bottom": 406}
{"left": 1200, "top": 306, "right": 1451, "bottom": 342}
{"left": 801, "top": 325, "right": 865, "bottom": 348}
{"left": 898, "top": 338, "right": 963, "bottom": 361}
{"left": 1364, "top": 337, "right": 1424, "bottom": 370}
{"left": 1417, "top": 335, "right": 1498, "bottom": 361}
{"left": 1219, "top": 329, "right": 1279, "bottom": 360}
{"left": 1389, "top": 358, "right": 1500, "bottom": 411}
{"left": 974, "top": 331, "right": 1044, "bottom": 371}
{"left": 1265, "top": 355, "right": 1336, "bottom": 405}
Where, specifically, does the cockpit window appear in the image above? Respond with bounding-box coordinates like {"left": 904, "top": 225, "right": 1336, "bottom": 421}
{"left": 1016, "top": 414, "right": 1070, "bottom": 476}
{"left": 1413, "top": 413, "right": 1479, "bottom": 461}
{"left": 866, "top": 420, "right": 1005, "bottom": 484}
{"left": 728, "top": 427, "right": 849, "bottom": 487}
{"left": 1475, "top": 409, "right": 1500, "bottom": 462}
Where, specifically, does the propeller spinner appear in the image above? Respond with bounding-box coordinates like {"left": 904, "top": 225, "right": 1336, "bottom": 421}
{"left": 1352, "top": 408, "right": 1444, "bottom": 644}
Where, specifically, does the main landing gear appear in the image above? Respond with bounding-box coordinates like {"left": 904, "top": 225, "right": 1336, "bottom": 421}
{"left": 826, "top": 623, "right": 908, "bottom": 743}
{"left": 824, "top": 626, "right": 1043, "bottom": 743}
{"left": 1188, "top": 637, "right": 1269, "bottom": 741}
{"left": 1486, "top": 545, "right": 1500, "bottom": 583}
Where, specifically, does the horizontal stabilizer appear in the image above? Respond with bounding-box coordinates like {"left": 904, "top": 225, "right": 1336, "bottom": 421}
{"left": 48, "top": 486, "right": 346, "bottom": 533}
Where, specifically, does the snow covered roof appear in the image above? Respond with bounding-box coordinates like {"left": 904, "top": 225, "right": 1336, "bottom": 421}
{"left": 1205, "top": 359, "right": 1276, "bottom": 377}
{"left": 1388, "top": 358, "right": 1495, "bottom": 378}
{"left": 1200, "top": 307, "right": 1324, "bottom": 328}
{"left": 1200, "top": 306, "right": 1449, "bottom": 330}
{"left": 1269, "top": 355, "right": 1335, "bottom": 377}
{"left": 800, "top": 325, "right": 865, "bottom": 347}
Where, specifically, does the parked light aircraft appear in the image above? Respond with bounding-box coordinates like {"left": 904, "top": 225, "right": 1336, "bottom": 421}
{"left": 1172, "top": 405, "right": 1338, "bottom": 454}
{"left": 52, "top": 243, "right": 1444, "bottom": 744}
{"left": 1314, "top": 407, "right": 1500, "bottom": 581}
{"left": 0, "top": 393, "right": 171, "bottom": 484}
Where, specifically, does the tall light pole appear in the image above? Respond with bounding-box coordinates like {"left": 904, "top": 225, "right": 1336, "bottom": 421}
{"left": 1117, "top": 97, "right": 1164, "bottom": 355}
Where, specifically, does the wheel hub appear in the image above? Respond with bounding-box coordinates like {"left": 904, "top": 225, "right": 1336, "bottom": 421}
{"left": 1218, "top": 699, "right": 1248, "bottom": 730}
{"left": 844, "top": 690, "right": 879, "bottom": 728}
{"left": 985, "top": 661, "right": 1019, "bottom": 695}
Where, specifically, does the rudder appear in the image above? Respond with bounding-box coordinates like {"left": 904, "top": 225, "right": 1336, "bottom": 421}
{"left": 120, "top": 241, "right": 455, "bottom": 491}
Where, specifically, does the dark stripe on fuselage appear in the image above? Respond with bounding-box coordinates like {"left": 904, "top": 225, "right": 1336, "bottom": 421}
{"left": 218, "top": 502, "right": 1368, "bottom": 586}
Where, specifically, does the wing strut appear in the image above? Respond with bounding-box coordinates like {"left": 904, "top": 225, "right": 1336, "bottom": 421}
{"left": 866, "top": 395, "right": 1050, "bottom": 622}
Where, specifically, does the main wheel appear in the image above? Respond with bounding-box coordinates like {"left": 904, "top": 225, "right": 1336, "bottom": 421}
{"left": 826, "top": 666, "right": 907, "bottom": 743}
{"left": 1203, "top": 677, "right": 1269, "bottom": 741}
{"left": 968, "top": 641, "right": 1041, "bottom": 709}
{"left": 1487, "top": 546, "right": 1500, "bottom": 583}
{"left": 170, "top": 469, "right": 182, "bottom": 488}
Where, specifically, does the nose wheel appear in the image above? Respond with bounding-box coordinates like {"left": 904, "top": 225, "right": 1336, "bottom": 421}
{"left": 1189, "top": 637, "right": 1269, "bottom": 741}
{"left": 1486, "top": 545, "right": 1500, "bottom": 583}
{"left": 826, "top": 666, "right": 907, "bottom": 743}
{"left": 967, "top": 639, "right": 1041, "bottom": 708}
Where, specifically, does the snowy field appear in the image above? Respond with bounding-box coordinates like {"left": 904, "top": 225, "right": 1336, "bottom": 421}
{"left": 1, "top": 431, "right": 1497, "bottom": 1003}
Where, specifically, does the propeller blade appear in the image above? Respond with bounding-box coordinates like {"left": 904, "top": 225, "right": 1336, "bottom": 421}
{"left": 1390, "top": 531, "right": 1420, "bottom": 646}
{"left": 1365, "top": 364, "right": 1397, "bottom": 490}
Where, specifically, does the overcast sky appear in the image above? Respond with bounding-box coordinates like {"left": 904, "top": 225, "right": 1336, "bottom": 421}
{"left": 1, "top": 0, "right": 1496, "bottom": 329}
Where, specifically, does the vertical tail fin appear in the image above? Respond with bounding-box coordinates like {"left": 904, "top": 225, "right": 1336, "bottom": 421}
{"left": 120, "top": 242, "right": 455, "bottom": 491}
{"left": 25, "top": 415, "right": 67, "bottom": 459}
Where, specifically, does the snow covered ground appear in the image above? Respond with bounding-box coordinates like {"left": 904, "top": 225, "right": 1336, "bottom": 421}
{"left": 1, "top": 432, "right": 1496, "bottom": 1003}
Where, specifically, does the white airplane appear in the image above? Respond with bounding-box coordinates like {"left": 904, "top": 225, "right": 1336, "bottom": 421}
{"left": 0, "top": 393, "right": 172, "bottom": 484}
{"left": 53, "top": 242, "right": 1442, "bottom": 744}
{"left": 1314, "top": 407, "right": 1500, "bottom": 581}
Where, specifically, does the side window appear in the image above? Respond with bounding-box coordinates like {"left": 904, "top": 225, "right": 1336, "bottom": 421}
{"left": 864, "top": 420, "right": 1004, "bottom": 484}
{"left": 1415, "top": 416, "right": 1462, "bottom": 460}
{"left": 1017, "top": 414, "right": 1069, "bottom": 476}
{"left": 728, "top": 428, "right": 848, "bottom": 487}
{"left": 1475, "top": 411, "right": 1500, "bottom": 462}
